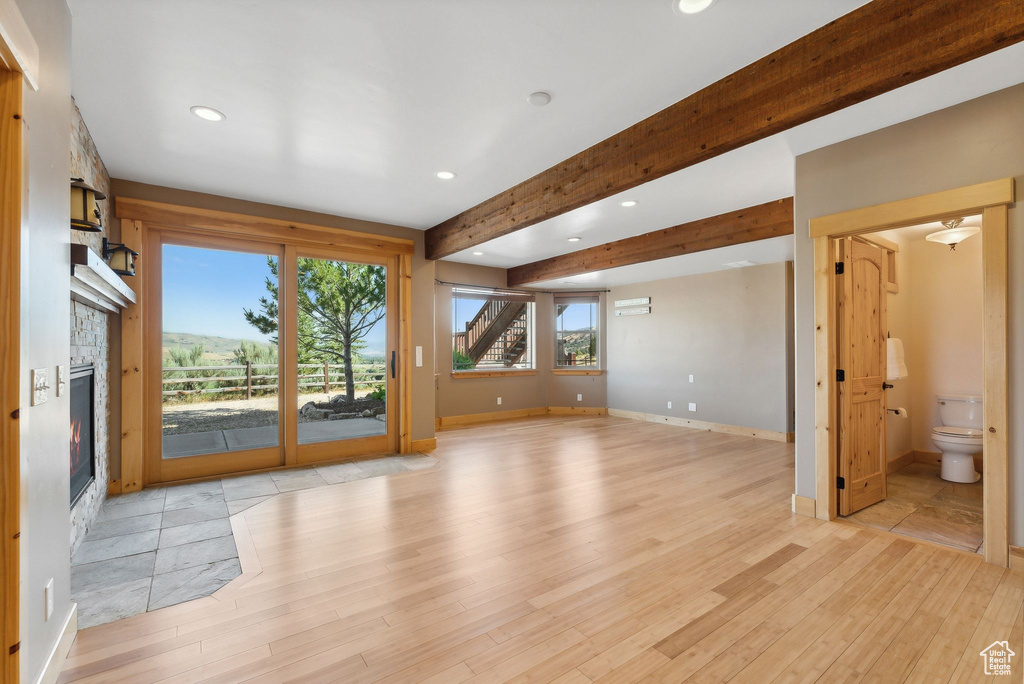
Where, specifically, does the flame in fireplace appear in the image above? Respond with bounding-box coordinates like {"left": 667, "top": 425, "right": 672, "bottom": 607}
{"left": 70, "top": 416, "right": 83, "bottom": 471}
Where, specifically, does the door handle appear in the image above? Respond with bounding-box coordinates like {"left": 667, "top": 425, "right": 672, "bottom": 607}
{"left": 390, "top": 350, "right": 396, "bottom": 379}
{"left": 882, "top": 382, "right": 894, "bottom": 390}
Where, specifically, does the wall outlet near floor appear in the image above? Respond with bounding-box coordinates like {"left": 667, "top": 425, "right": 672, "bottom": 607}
{"left": 689, "top": 374, "right": 694, "bottom": 383}
{"left": 496, "top": 397, "right": 502, "bottom": 406}
{"left": 44, "top": 578, "right": 54, "bottom": 621}
{"left": 577, "top": 394, "right": 583, "bottom": 402}
{"left": 667, "top": 401, "right": 672, "bottom": 409}
{"left": 688, "top": 402, "right": 697, "bottom": 412}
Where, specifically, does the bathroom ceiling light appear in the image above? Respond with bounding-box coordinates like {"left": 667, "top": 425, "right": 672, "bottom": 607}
{"left": 925, "top": 217, "right": 980, "bottom": 250}
{"left": 527, "top": 92, "right": 551, "bottom": 107}
{"left": 435, "top": 171, "right": 457, "bottom": 180}
{"left": 674, "top": 0, "right": 716, "bottom": 15}
{"left": 190, "top": 106, "right": 226, "bottom": 122}
{"left": 619, "top": 200, "right": 638, "bottom": 207}
{"left": 567, "top": 237, "right": 581, "bottom": 242}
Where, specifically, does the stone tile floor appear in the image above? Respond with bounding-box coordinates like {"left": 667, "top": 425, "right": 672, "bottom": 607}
{"left": 71, "top": 453, "right": 438, "bottom": 628}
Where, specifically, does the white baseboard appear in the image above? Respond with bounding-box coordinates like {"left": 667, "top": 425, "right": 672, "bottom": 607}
{"left": 608, "top": 408, "right": 793, "bottom": 443}
{"left": 35, "top": 602, "right": 77, "bottom": 684}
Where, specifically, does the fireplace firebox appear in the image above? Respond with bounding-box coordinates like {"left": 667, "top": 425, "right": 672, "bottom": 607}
{"left": 70, "top": 364, "right": 96, "bottom": 507}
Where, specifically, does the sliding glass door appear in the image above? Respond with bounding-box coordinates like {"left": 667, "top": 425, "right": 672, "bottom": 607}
{"left": 292, "top": 252, "right": 396, "bottom": 463}
{"left": 147, "top": 232, "right": 397, "bottom": 482}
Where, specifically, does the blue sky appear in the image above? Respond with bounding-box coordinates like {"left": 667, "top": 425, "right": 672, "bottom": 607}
{"left": 163, "top": 245, "right": 387, "bottom": 355}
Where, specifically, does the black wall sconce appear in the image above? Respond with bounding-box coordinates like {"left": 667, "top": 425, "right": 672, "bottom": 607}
{"left": 70, "top": 177, "right": 106, "bottom": 232}
{"left": 102, "top": 238, "right": 139, "bottom": 277}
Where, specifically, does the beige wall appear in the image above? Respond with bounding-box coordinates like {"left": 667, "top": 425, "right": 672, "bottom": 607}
{"left": 17, "top": 0, "right": 75, "bottom": 680}
{"left": 794, "top": 84, "right": 1024, "bottom": 545}
{"left": 108, "top": 180, "right": 437, "bottom": 474}
{"left": 907, "top": 233, "right": 984, "bottom": 452}
{"left": 605, "top": 263, "right": 793, "bottom": 433}
{"left": 874, "top": 231, "right": 914, "bottom": 463}
{"left": 434, "top": 260, "right": 608, "bottom": 418}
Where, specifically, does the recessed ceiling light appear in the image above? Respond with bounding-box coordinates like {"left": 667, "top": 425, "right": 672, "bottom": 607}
{"left": 620, "top": 200, "right": 638, "bottom": 207}
{"left": 527, "top": 91, "right": 551, "bottom": 107}
{"left": 190, "top": 105, "right": 226, "bottom": 122}
{"left": 674, "top": 0, "right": 716, "bottom": 15}
{"left": 436, "top": 171, "right": 456, "bottom": 180}
{"left": 567, "top": 237, "right": 582, "bottom": 242}
{"left": 472, "top": 251, "right": 484, "bottom": 256}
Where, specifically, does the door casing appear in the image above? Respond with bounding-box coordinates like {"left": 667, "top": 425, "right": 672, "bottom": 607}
{"left": 115, "top": 198, "right": 415, "bottom": 487}
{"left": 811, "top": 178, "right": 1013, "bottom": 567}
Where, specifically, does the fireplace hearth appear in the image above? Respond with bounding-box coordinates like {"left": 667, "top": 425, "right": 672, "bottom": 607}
{"left": 70, "top": 364, "right": 96, "bottom": 507}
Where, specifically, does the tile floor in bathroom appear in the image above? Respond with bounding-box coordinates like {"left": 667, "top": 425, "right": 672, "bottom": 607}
{"left": 71, "top": 453, "right": 438, "bottom": 628}
{"left": 843, "top": 462, "right": 984, "bottom": 553}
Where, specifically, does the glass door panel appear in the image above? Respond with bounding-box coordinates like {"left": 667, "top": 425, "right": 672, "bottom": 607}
{"left": 293, "top": 256, "right": 389, "bottom": 447}
{"left": 160, "top": 243, "right": 282, "bottom": 462}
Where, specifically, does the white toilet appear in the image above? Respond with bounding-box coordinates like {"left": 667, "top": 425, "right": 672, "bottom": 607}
{"left": 931, "top": 393, "right": 983, "bottom": 483}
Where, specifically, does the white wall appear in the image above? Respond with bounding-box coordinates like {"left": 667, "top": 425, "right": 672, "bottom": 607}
{"left": 606, "top": 262, "right": 793, "bottom": 433}
{"left": 17, "top": 0, "right": 75, "bottom": 680}
{"left": 907, "top": 234, "right": 984, "bottom": 451}
{"left": 793, "top": 84, "right": 1024, "bottom": 545}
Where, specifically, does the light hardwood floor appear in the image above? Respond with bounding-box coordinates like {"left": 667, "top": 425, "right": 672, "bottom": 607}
{"left": 59, "top": 416, "right": 1022, "bottom": 683}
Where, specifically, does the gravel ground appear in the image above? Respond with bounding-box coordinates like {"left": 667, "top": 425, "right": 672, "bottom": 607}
{"left": 162, "top": 391, "right": 384, "bottom": 434}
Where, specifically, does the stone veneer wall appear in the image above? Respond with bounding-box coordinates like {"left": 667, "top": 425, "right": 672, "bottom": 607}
{"left": 69, "top": 98, "right": 113, "bottom": 552}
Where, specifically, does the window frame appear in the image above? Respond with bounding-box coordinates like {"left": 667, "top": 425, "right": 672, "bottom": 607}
{"left": 450, "top": 286, "right": 536, "bottom": 375}
{"left": 553, "top": 294, "right": 600, "bottom": 370}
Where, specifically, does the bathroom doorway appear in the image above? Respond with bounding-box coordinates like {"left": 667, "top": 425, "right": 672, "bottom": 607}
{"left": 810, "top": 179, "right": 1011, "bottom": 567}
{"left": 838, "top": 222, "right": 985, "bottom": 553}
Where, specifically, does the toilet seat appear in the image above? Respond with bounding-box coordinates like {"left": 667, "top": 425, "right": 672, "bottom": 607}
{"left": 932, "top": 426, "right": 982, "bottom": 440}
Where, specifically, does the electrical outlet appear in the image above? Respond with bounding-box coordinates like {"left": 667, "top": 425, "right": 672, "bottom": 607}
{"left": 688, "top": 402, "right": 697, "bottom": 412}
{"left": 576, "top": 393, "right": 583, "bottom": 402}
{"left": 57, "top": 364, "right": 67, "bottom": 397}
{"left": 415, "top": 346, "right": 423, "bottom": 367}
{"left": 688, "top": 374, "right": 694, "bottom": 383}
{"left": 496, "top": 397, "right": 502, "bottom": 406}
{"left": 44, "top": 578, "right": 54, "bottom": 621}
{"left": 667, "top": 401, "right": 672, "bottom": 409}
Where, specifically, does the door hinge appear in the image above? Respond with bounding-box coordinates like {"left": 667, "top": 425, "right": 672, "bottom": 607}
{"left": 836, "top": 369, "right": 845, "bottom": 382}
{"left": 835, "top": 261, "right": 844, "bottom": 275}
{"left": 836, "top": 476, "right": 846, "bottom": 490}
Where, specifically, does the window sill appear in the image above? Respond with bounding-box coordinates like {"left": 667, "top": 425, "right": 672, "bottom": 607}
{"left": 551, "top": 369, "right": 603, "bottom": 376}
{"left": 451, "top": 370, "right": 538, "bottom": 379}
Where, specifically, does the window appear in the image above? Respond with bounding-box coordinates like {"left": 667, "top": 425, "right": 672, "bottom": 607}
{"left": 555, "top": 295, "right": 599, "bottom": 368}
{"left": 451, "top": 287, "right": 534, "bottom": 371}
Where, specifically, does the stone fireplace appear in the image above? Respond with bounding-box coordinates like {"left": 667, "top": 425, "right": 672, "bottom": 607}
{"left": 69, "top": 98, "right": 114, "bottom": 552}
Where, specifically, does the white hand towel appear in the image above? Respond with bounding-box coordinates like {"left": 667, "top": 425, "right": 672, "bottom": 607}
{"left": 886, "top": 337, "right": 908, "bottom": 381}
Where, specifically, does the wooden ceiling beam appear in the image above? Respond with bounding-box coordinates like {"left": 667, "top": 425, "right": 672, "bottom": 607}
{"left": 426, "top": 0, "right": 1024, "bottom": 260}
{"left": 506, "top": 197, "right": 793, "bottom": 287}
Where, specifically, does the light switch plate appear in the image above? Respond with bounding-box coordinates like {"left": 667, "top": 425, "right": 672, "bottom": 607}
{"left": 44, "top": 578, "right": 54, "bottom": 621}
{"left": 688, "top": 402, "right": 697, "bottom": 412}
{"left": 57, "top": 364, "right": 67, "bottom": 397}
{"left": 415, "top": 346, "right": 423, "bottom": 367}
{"left": 31, "top": 368, "right": 49, "bottom": 406}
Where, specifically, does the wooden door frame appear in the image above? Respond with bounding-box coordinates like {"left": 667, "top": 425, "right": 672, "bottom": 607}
{"left": 811, "top": 178, "right": 1014, "bottom": 567}
{"left": 1, "top": 2, "right": 37, "bottom": 675}
{"left": 115, "top": 198, "right": 415, "bottom": 489}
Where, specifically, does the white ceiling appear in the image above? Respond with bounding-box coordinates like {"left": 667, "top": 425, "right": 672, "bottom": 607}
{"left": 69, "top": 0, "right": 869, "bottom": 229}
{"left": 68, "top": 1, "right": 1024, "bottom": 291}
{"left": 529, "top": 235, "right": 794, "bottom": 291}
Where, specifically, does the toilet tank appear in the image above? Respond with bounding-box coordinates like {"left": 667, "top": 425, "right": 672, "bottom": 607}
{"left": 937, "top": 394, "right": 983, "bottom": 428}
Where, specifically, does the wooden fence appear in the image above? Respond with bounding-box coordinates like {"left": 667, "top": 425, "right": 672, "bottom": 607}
{"left": 162, "top": 362, "right": 386, "bottom": 398}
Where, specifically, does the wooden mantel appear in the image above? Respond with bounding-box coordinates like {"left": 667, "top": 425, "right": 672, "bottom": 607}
{"left": 70, "top": 244, "right": 137, "bottom": 313}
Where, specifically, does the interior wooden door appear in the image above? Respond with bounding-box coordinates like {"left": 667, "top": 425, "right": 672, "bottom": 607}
{"left": 836, "top": 237, "right": 888, "bottom": 515}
